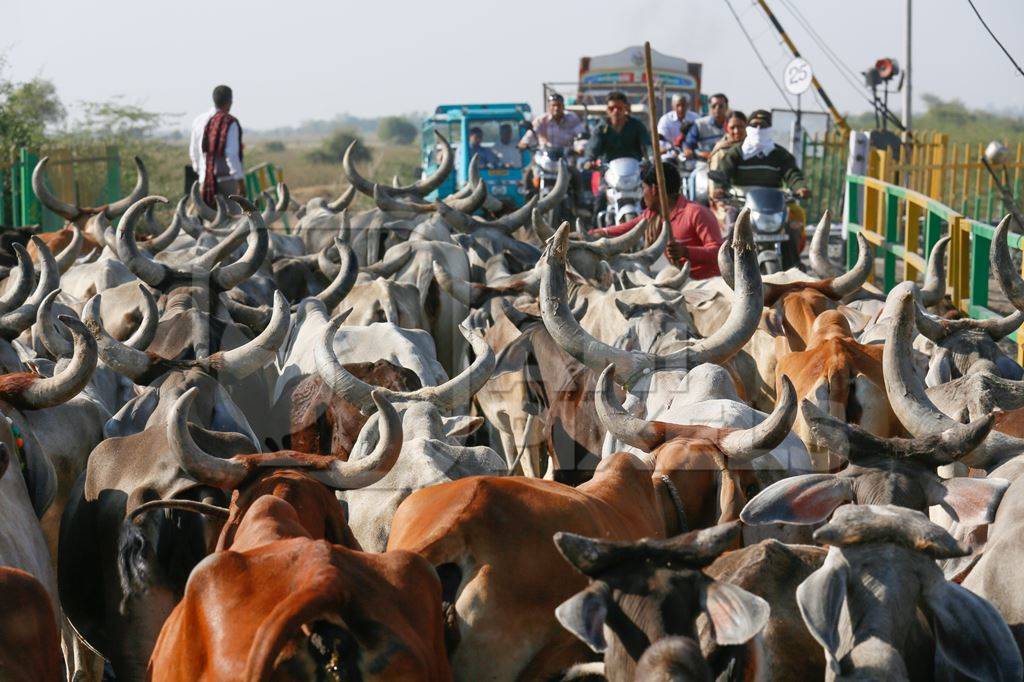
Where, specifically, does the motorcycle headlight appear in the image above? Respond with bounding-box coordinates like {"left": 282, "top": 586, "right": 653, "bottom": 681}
{"left": 751, "top": 211, "right": 784, "bottom": 233}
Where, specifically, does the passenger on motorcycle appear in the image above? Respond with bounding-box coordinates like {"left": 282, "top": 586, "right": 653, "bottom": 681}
{"left": 657, "top": 93, "right": 699, "bottom": 152}
{"left": 589, "top": 161, "right": 723, "bottom": 279}
{"left": 518, "top": 93, "right": 584, "bottom": 150}
{"left": 708, "top": 110, "right": 747, "bottom": 225}
{"left": 713, "top": 109, "right": 810, "bottom": 262}
{"left": 683, "top": 93, "right": 729, "bottom": 160}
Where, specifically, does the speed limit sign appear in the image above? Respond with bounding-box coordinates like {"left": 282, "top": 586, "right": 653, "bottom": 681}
{"left": 784, "top": 58, "right": 813, "bottom": 96}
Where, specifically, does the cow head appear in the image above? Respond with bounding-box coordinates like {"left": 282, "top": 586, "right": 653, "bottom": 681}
{"left": 553, "top": 522, "right": 768, "bottom": 680}
{"left": 596, "top": 365, "right": 797, "bottom": 532}
{"left": 796, "top": 504, "right": 1022, "bottom": 680}
{"left": 741, "top": 400, "right": 1007, "bottom": 527}
{"left": 32, "top": 156, "right": 148, "bottom": 239}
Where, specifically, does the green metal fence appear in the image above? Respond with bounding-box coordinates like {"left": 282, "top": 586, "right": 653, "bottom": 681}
{"left": 801, "top": 129, "right": 848, "bottom": 224}
{"left": 1, "top": 146, "right": 121, "bottom": 230}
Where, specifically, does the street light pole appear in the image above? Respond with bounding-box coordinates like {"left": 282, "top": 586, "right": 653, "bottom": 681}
{"left": 903, "top": 0, "right": 912, "bottom": 130}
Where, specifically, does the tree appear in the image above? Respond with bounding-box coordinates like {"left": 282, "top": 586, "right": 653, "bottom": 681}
{"left": 377, "top": 116, "right": 418, "bottom": 145}
{"left": 0, "top": 65, "right": 65, "bottom": 151}
{"left": 308, "top": 128, "right": 371, "bottom": 164}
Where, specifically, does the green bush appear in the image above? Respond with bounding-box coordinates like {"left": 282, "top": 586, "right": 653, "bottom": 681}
{"left": 307, "top": 128, "right": 371, "bottom": 164}
{"left": 377, "top": 116, "right": 418, "bottom": 145}
{"left": 264, "top": 140, "right": 286, "bottom": 152}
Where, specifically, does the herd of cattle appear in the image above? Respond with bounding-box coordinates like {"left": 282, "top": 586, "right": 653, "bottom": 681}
{"left": 4, "top": 131, "right": 1024, "bottom": 680}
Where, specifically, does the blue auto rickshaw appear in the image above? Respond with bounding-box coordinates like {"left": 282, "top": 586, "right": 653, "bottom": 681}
{"left": 420, "top": 103, "right": 532, "bottom": 209}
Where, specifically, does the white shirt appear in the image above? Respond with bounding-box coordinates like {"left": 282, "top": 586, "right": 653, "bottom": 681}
{"left": 189, "top": 108, "right": 243, "bottom": 181}
{"left": 657, "top": 110, "right": 699, "bottom": 146}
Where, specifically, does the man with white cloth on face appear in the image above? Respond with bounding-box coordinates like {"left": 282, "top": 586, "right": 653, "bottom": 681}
{"left": 712, "top": 109, "right": 810, "bottom": 199}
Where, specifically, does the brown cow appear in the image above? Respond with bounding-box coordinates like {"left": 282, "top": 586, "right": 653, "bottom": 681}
{"left": 0, "top": 566, "right": 61, "bottom": 682}
{"left": 148, "top": 389, "right": 451, "bottom": 681}
{"left": 386, "top": 367, "right": 796, "bottom": 681}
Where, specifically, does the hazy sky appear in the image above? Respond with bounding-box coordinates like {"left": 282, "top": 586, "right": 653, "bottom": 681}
{"left": 3, "top": 0, "right": 1022, "bottom": 130}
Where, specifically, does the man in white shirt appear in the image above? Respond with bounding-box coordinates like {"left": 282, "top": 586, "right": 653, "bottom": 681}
{"left": 491, "top": 124, "right": 523, "bottom": 167}
{"left": 656, "top": 93, "right": 699, "bottom": 150}
{"left": 189, "top": 85, "right": 244, "bottom": 205}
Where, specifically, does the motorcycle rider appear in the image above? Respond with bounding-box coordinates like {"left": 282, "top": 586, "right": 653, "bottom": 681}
{"left": 657, "top": 93, "right": 698, "bottom": 151}
{"left": 713, "top": 109, "right": 810, "bottom": 261}
{"left": 683, "top": 93, "right": 729, "bottom": 160}
{"left": 708, "top": 110, "right": 747, "bottom": 225}
{"left": 588, "top": 161, "right": 723, "bottom": 279}
{"left": 583, "top": 91, "right": 651, "bottom": 167}
{"left": 518, "top": 93, "right": 584, "bottom": 150}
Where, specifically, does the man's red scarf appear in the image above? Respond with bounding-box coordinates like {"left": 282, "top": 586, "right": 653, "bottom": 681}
{"left": 201, "top": 111, "right": 243, "bottom": 207}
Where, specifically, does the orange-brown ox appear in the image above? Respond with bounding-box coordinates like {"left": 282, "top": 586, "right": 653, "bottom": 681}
{"left": 386, "top": 367, "right": 797, "bottom": 681}
{"left": 761, "top": 237, "right": 901, "bottom": 469}
{"left": 0, "top": 566, "right": 61, "bottom": 682}
{"left": 147, "top": 389, "right": 451, "bottom": 681}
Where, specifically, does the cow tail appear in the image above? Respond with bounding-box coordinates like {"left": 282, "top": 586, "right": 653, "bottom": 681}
{"left": 243, "top": 584, "right": 341, "bottom": 681}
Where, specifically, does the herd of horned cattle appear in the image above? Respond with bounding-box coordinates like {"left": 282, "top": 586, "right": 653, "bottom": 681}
{"left": 4, "top": 131, "right": 1024, "bottom": 680}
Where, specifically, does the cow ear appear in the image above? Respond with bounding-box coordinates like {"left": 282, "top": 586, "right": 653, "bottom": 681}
{"left": 796, "top": 546, "right": 849, "bottom": 676}
{"left": 614, "top": 298, "right": 637, "bottom": 320}
{"left": 443, "top": 415, "right": 485, "bottom": 439}
{"left": 555, "top": 581, "right": 610, "bottom": 653}
{"left": 740, "top": 474, "right": 853, "bottom": 525}
{"left": 925, "top": 476, "right": 1010, "bottom": 526}
{"left": 921, "top": 575, "right": 1023, "bottom": 681}
{"left": 700, "top": 579, "right": 769, "bottom": 646}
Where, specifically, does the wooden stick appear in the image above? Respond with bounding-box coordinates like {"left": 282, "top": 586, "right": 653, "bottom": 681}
{"left": 643, "top": 42, "right": 672, "bottom": 243}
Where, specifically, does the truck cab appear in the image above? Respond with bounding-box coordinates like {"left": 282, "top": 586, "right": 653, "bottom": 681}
{"left": 421, "top": 103, "right": 532, "bottom": 209}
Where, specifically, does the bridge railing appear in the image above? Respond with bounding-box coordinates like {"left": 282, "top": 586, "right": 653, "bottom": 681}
{"left": 244, "top": 161, "right": 290, "bottom": 232}
{"left": 844, "top": 172, "right": 1024, "bottom": 356}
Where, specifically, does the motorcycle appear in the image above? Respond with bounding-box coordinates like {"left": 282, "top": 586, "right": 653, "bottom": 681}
{"left": 724, "top": 186, "right": 803, "bottom": 275}
{"left": 531, "top": 145, "right": 575, "bottom": 226}
{"left": 596, "top": 157, "right": 643, "bottom": 226}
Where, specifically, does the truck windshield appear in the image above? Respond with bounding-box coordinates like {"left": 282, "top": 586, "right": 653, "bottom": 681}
{"left": 467, "top": 120, "right": 524, "bottom": 169}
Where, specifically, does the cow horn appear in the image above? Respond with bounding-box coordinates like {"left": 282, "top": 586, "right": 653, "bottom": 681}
{"left": 326, "top": 185, "right": 356, "bottom": 213}
{"left": 392, "top": 130, "right": 453, "bottom": 196}
{"left": 993, "top": 215, "right": 1024, "bottom": 313}
{"left": 533, "top": 208, "right": 557, "bottom": 242}
{"left": 315, "top": 240, "right": 358, "bottom": 311}
{"left": 373, "top": 184, "right": 435, "bottom": 214}
{"left": 190, "top": 216, "right": 252, "bottom": 271}
{"left": 498, "top": 195, "right": 538, "bottom": 231}
{"left": 828, "top": 232, "right": 872, "bottom": 297}
{"left": 37, "top": 289, "right": 72, "bottom": 358}
{"left": 0, "top": 237, "right": 59, "bottom": 339}
{"left": 535, "top": 161, "right": 569, "bottom": 213}
{"left": 311, "top": 391, "right": 403, "bottom": 490}
{"left": 718, "top": 376, "right": 797, "bottom": 461}
{"left": 54, "top": 226, "right": 84, "bottom": 274}
{"left": 116, "top": 196, "right": 171, "bottom": 288}
{"left": 654, "top": 262, "right": 691, "bottom": 290}
{"left": 260, "top": 191, "right": 279, "bottom": 226}
{"left": 580, "top": 218, "right": 647, "bottom": 257}
{"left": 82, "top": 293, "right": 155, "bottom": 381}
{"left": 432, "top": 261, "right": 476, "bottom": 307}
{"left": 166, "top": 388, "right": 249, "bottom": 489}
{"left": 919, "top": 235, "right": 950, "bottom": 308}
{"left": 612, "top": 219, "right": 668, "bottom": 266}
{"left": 316, "top": 240, "right": 342, "bottom": 280}
{"left": 594, "top": 364, "right": 663, "bottom": 451}
{"left": 124, "top": 284, "right": 159, "bottom": 351}
{"left": 32, "top": 157, "right": 80, "bottom": 221}
{"left": 445, "top": 177, "right": 487, "bottom": 214}
{"left": 210, "top": 195, "right": 230, "bottom": 227}
{"left": 915, "top": 297, "right": 1023, "bottom": 343}
{"left": 883, "top": 288, "right": 1024, "bottom": 470}
{"left": 0, "top": 244, "right": 34, "bottom": 315}
{"left": 275, "top": 183, "right": 290, "bottom": 213}
{"left": 360, "top": 244, "right": 415, "bottom": 280}
{"left": 343, "top": 141, "right": 375, "bottom": 197}
{"left": 808, "top": 210, "right": 842, "bottom": 278}
{"left": 317, "top": 315, "right": 494, "bottom": 413}
{"left": 190, "top": 181, "right": 217, "bottom": 222}
{"left": 14, "top": 315, "right": 97, "bottom": 409}
{"left": 176, "top": 196, "right": 204, "bottom": 240}
{"left": 801, "top": 399, "right": 994, "bottom": 467}
{"left": 141, "top": 198, "right": 185, "bottom": 254}
{"left": 717, "top": 231, "right": 734, "bottom": 288}
{"left": 203, "top": 291, "right": 289, "bottom": 380}
{"left": 211, "top": 196, "right": 270, "bottom": 291}
{"left": 103, "top": 157, "right": 149, "bottom": 218}
{"left": 450, "top": 155, "right": 480, "bottom": 200}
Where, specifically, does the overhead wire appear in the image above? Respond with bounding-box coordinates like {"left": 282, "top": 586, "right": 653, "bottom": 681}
{"left": 964, "top": 0, "right": 1024, "bottom": 79}
{"left": 723, "top": 0, "right": 795, "bottom": 109}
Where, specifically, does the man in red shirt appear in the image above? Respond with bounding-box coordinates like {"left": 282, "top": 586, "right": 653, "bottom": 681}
{"left": 589, "top": 161, "right": 724, "bottom": 278}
